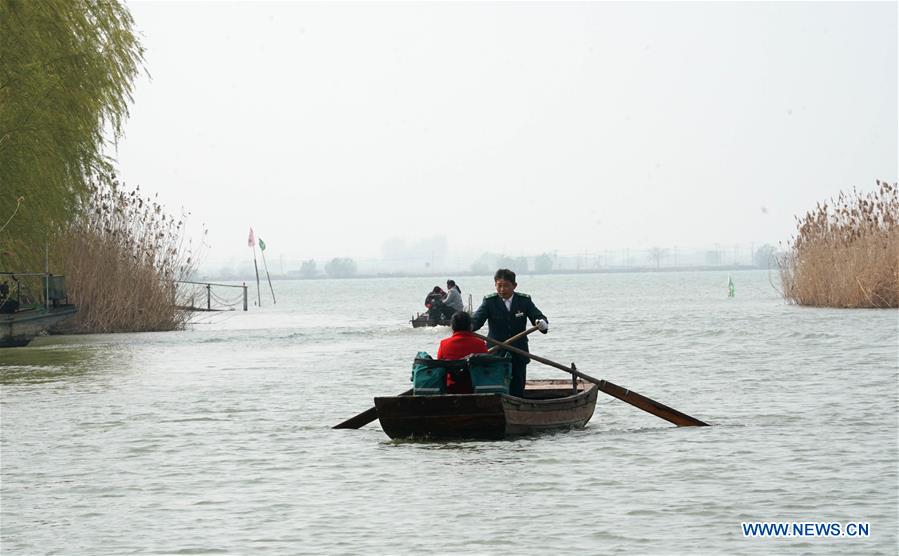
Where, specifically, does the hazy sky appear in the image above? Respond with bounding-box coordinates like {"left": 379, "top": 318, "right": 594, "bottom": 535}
{"left": 115, "top": 1, "right": 897, "bottom": 265}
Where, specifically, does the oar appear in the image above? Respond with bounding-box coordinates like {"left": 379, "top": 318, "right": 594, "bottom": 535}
{"left": 471, "top": 332, "right": 710, "bottom": 427}
{"left": 333, "top": 326, "right": 540, "bottom": 429}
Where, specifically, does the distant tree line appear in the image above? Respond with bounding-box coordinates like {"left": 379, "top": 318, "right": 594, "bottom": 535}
{"left": 226, "top": 244, "right": 782, "bottom": 281}
{"left": 286, "top": 257, "right": 359, "bottom": 279}
{"left": 324, "top": 257, "right": 357, "bottom": 278}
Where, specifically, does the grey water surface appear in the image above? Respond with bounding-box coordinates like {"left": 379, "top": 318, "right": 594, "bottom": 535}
{"left": 1, "top": 271, "right": 896, "bottom": 555}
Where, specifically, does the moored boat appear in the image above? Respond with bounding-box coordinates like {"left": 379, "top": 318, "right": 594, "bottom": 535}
{"left": 374, "top": 379, "right": 598, "bottom": 440}
{"left": 0, "top": 305, "right": 77, "bottom": 347}
{"left": 1, "top": 272, "right": 77, "bottom": 347}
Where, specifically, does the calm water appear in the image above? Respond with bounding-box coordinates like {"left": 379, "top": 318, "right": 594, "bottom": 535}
{"left": 1, "top": 271, "right": 896, "bottom": 555}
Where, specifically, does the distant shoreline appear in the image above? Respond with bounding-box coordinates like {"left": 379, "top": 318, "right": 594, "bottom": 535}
{"left": 196, "top": 264, "right": 769, "bottom": 282}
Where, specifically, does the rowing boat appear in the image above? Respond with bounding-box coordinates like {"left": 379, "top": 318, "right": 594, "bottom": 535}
{"left": 410, "top": 312, "right": 449, "bottom": 328}
{"left": 374, "top": 379, "right": 598, "bottom": 440}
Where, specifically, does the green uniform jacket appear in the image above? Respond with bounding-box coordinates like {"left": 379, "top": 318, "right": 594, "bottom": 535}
{"left": 470, "top": 292, "right": 547, "bottom": 359}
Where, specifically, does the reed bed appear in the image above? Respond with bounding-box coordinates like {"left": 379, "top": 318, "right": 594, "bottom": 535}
{"left": 55, "top": 178, "right": 200, "bottom": 333}
{"left": 780, "top": 180, "right": 899, "bottom": 308}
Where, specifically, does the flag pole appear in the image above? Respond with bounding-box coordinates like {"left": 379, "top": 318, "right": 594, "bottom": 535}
{"left": 249, "top": 227, "right": 261, "bottom": 306}
{"left": 253, "top": 250, "right": 261, "bottom": 306}
{"left": 258, "top": 238, "right": 276, "bottom": 304}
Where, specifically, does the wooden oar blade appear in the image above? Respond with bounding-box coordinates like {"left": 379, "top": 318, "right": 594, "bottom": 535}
{"left": 332, "top": 388, "right": 413, "bottom": 429}
{"left": 474, "top": 332, "right": 710, "bottom": 427}
{"left": 593, "top": 379, "right": 709, "bottom": 427}
{"left": 332, "top": 406, "right": 379, "bottom": 429}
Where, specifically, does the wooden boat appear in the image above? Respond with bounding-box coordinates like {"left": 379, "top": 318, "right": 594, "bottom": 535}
{"left": 374, "top": 379, "right": 598, "bottom": 440}
{"left": 410, "top": 311, "right": 449, "bottom": 328}
{"left": 1, "top": 272, "right": 77, "bottom": 347}
{"left": 0, "top": 304, "right": 77, "bottom": 347}
{"left": 411, "top": 295, "right": 474, "bottom": 328}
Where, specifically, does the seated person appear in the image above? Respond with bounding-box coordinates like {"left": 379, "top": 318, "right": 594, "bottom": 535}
{"left": 0, "top": 281, "right": 17, "bottom": 314}
{"left": 440, "top": 279, "right": 464, "bottom": 320}
{"left": 437, "top": 311, "right": 487, "bottom": 393}
{"left": 424, "top": 285, "right": 447, "bottom": 324}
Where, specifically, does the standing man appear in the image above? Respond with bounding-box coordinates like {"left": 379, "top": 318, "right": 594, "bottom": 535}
{"left": 471, "top": 268, "right": 549, "bottom": 397}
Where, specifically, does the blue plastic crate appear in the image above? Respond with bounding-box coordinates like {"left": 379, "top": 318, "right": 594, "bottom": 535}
{"left": 412, "top": 366, "right": 446, "bottom": 395}
{"left": 467, "top": 354, "right": 512, "bottom": 394}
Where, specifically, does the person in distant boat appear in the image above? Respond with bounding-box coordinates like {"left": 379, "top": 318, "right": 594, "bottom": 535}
{"left": 437, "top": 311, "right": 487, "bottom": 393}
{"left": 442, "top": 279, "right": 464, "bottom": 317}
{"left": 447, "top": 279, "right": 461, "bottom": 294}
{"left": 424, "top": 285, "right": 447, "bottom": 325}
{"left": 471, "top": 268, "right": 548, "bottom": 397}
{"left": 424, "top": 286, "right": 445, "bottom": 309}
{"left": 0, "top": 281, "right": 17, "bottom": 314}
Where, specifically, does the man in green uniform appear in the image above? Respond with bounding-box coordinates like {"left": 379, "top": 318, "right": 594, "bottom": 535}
{"left": 470, "top": 268, "right": 548, "bottom": 397}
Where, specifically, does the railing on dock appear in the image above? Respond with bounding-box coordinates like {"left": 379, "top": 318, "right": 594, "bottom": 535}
{"left": 175, "top": 280, "right": 248, "bottom": 312}
{"left": 0, "top": 271, "right": 69, "bottom": 311}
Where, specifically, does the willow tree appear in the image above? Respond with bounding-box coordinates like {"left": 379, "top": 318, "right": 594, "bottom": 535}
{"left": 0, "top": 0, "right": 144, "bottom": 271}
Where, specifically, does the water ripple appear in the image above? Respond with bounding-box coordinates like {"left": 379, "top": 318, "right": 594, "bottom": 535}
{"left": 1, "top": 272, "right": 896, "bottom": 555}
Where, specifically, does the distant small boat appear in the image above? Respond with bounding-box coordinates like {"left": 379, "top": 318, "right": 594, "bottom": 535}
{"left": 410, "top": 311, "right": 450, "bottom": 328}
{"left": 374, "top": 379, "right": 598, "bottom": 440}
{"left": 0, "top": 304, "right": 77, "bottom": 347}
{"left": 411, "top": 293, "right": 474, "bottom": 328}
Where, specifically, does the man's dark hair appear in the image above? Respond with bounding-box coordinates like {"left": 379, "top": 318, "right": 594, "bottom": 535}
{"left": 451, "top": 311, "right": 472, "bottom": 332}
{"left": 447, "top": 279, "right": 460, "bottom": 293}
{"left": 494, "top": 268, "right": 516, "bottom": 284}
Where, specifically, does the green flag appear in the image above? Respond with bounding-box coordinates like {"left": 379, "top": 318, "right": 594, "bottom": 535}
{"left": 258, "top": 238, "right": 266, "bottom": 251}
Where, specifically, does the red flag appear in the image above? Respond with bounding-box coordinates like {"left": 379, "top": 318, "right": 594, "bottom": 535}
{"left": 248, "top": 227, "right": 256, "bottom": 247}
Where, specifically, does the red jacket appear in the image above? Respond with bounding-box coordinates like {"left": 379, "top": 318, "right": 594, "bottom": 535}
{"left": 437, "top": 331, "right": 488, "bottom": 360}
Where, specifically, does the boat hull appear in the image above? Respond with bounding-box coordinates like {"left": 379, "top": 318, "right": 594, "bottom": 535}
{"left": 0, "top": 305, "right": 77, "bottom": 347}
{"left": 374, "top": 379, "right": 598, "bottom": 440}
{"left": 410, "top": 313, "right": 449, "bottom": 328}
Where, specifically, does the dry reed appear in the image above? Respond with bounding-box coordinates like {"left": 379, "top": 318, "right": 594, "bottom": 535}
{"left": 55, "top": 178, "right": 201, "bottom": 333}
{"left": 780, "top": 180, "right": 899, "bottom": 308}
